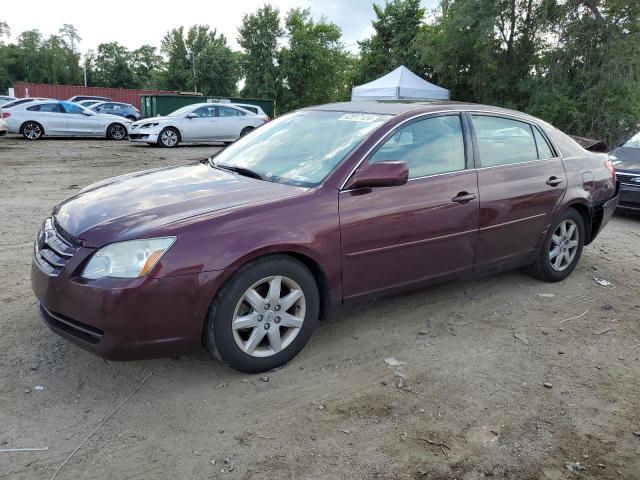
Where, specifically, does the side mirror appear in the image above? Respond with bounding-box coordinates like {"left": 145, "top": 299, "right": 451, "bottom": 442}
{"left": 186, "top": 112, "right": 197, "bottom": 119}
{"left": 343, "top": 161, "right": 409, "bottom": 190}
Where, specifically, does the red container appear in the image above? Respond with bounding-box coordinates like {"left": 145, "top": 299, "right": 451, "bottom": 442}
{"left": 12, "top": 82, "right": 176, "bottom": 110}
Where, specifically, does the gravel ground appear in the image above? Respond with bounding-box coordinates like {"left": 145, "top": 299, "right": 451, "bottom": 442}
{"left": 0, "top": 136, "right": 639, "bottom": 480}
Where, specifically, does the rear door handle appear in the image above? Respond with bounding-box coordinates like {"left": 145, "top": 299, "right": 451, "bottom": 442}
{"left": 452, "top": 192, "right": 477, "bottom": 204}
{"left": 546, "top": 176, "right": 564, "bottom": 187}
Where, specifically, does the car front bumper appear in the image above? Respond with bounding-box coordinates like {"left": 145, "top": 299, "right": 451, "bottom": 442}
{"left": 617, "top": 173, "right": 640, "bottom": 212}
{"left": 31, "top": 249, "right": 227, "bottom": 360}
{"left": 129, "top": 127, "right": 160, "bottom": 143}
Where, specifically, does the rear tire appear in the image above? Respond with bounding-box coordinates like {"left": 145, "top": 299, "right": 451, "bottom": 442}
{"left": 107, "top": 123, "right": 127, "bottom": 140}
{"left": 525, "top": 208, "right": 585, "bottom": 282}
{"left": 204, "top": 255, "right": 319, "bottom": 373}
{"left": 240, "top": 126, "right": 253, "bottom": 137}
{"left": 21, "top": 122, "right": 43, "bottom": 140}
{"left": 158, "top": 127, "right": 179, "bottom": 148}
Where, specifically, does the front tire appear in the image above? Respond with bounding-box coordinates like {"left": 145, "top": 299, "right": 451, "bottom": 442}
{"left": 525, "top": 208, "right": 585, "bottom": 282}
{"left": 158, "top": 127, "right": 179, "bottom": 148}
{"left": 107, "top": 123, "right": 127, "bottom": 140}
{"left": 205, "top": 255, "right": 319, "bottom": 373}
{"left": 21, "top": 122, "right": 43, "bottom": 140}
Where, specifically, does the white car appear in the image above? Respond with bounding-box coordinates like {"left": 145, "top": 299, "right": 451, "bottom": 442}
{"left": 4, "top": 100, "right": 131, "bottom": 140}
{"left": 231, "top": 103, "right": 270, "bottom": 120}
{"left": 129, "top": 103, "right": 266, "bottom": 148}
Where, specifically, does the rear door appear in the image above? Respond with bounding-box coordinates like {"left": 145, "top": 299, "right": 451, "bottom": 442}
{"left": 339, "top": 113, "right": 479, "bottom": 299}
{"left": 217, "top": 106, "right": 244, "bottom": 140}
{"left": 27, "top": 103, "right": 67, "bottom": 135}
{"left": 470, "top": 114, "right": 567, "bottom": 269}
{"left": 183, "top": 106, "right": 218, "bottom": 141}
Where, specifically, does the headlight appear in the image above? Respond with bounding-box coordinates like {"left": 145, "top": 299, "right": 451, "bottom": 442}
{"left": 142, "top": 122, "right": 160, "bottom": 128}
{"left": 82, "top": 237, "right": 176, "bottom": 280}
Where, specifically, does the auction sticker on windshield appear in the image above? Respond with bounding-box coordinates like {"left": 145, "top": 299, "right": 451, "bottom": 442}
{"left": 337, "top": 113, "right": 382, "bottom": 122}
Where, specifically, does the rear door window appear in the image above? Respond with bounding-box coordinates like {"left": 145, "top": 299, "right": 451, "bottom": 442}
{"left": 472, "top": 115, "right": 539, "bottom": 167}
{"left": 28, "top": 103, "right": 64, "bottom": 113}
{"left": 369, "top": 114, "right": 466, "bottom": 178}
{"left": 533, "top": 127, "right": 555, "bottom": 159}
{"left": 218, "top": 106, "right": 239, "bottom": 117}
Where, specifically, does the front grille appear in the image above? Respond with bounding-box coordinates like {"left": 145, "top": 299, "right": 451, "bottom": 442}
{"left": 40, "top": 305, "right": 103, "bottom": 344}
{"left": 34, "top": 218, "right": 80, "bottom": 276}
{"left": 129, "top": 133, "right": 149, "bottom": 139}
{"left": 617, "top": 171, "right": 640, "bottom": 187}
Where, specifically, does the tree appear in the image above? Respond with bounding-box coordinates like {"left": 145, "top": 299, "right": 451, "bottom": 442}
{"left": 237, "top": 4, "right": 282, "bottom": 99}
{"left": 91, "top": 42, "right": 135, "bottom": 88}
{"left": 160, "top": 25, "right": 239, "bottom": 95}
{"left": 355, "top": 0, "right": 425, "bottom": 84}
{"left": 277, "top": 9, "right": 351, "bottom": 112}
{"left": 131, "top": 45, "right": 163, "bottom": 88}
{"left": 58, "top": 24, "right": 81, "bottom": 53}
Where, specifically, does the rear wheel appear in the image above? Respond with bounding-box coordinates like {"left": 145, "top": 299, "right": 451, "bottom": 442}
{"left": 107, "top": 123, "right": 127, "bottom": 140}
{"left": 525, "top": 208, "right": 585, "bottom": 282}
{"left": 204, "top": 255, "right": 319, "bottom": 373}
{"left": 21, "top": 122, "right": 43, "bottom": 140}
{"left": 240, "top": 126, "right": 254, "bottom": 137}
{"left": 158, "top": 127, "right": 179, "bottom": 148}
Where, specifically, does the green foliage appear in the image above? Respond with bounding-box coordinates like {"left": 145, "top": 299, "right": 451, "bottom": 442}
{"left": 237, "top": 4, "right": 282, "bottom": 99}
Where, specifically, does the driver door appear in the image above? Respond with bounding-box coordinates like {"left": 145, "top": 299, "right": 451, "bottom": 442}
{"left": 339, "top": 113, "right": 480, "bottom": 299}
{"left": 61, "top": 101, "right": 101, "bottom": 136}
{"left": 183, "top": 105, "right": 219, "bottom": 141}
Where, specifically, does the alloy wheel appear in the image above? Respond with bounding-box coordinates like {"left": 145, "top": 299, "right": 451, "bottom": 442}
{"left": 161, "top": 129, "right": 178, "bottom": 147}
{"left": 549, "top": 219, "right": 579, "bottom": 272}
{"left": 232, "top": 275, "right": 306, "bottom": 358}
{"left": 110, "top": 124, "right": 126, "bottom": 140}
{"left": 23, "top": 123, "right": 41, "bottom": 140}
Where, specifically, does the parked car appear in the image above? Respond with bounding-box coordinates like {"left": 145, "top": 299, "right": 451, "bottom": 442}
{"left": 89, "top": 101, "right": 141, "bottom": 121}
{"left": 5, "top": 100, "right": 131, "bottom": 140}
{"left": 31, "top": 101, "right": 618, "bottom": 372}
{"left": 1, "top": 97, "right": 49, "bottom": 111}
{"left": 78, "top": 100, "right": 103, "bottom": 108}
{"left": 68, "top": 95, "right": 112, "bottom": 103}
{"left": 0, "top": 118, "right": 7, "bottom": 137}
{"left": 231, "top": 103, "right": 270, "bottom": 121}
{"left": 609, "top": 131, "right": 640, "bottom": 213}
{"left": 0, "top": 96, "right": 15, "bottom": 106}
{"left": 129, "top": 103, "right": 266, "bottom": 147}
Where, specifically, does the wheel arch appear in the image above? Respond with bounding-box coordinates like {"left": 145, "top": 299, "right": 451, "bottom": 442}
{"left": 564, "top": 202, "right": 594, "bottom": 245}
{"left": 20, "top": 120, "right": 44, "bottom": 136}
{"left": 163, "top": 125, "right": 182, "bottom": 141}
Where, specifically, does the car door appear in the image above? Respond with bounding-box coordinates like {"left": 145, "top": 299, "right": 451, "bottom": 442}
{"left": 27, "top": 103, "right": 67, "bottom": 135}
{"left": 182, "top": 106, "right": 218, "bottom": 141}
{"left": 339, "top": 113, "right": 479, "bottom": 299}
{"left": 470, "top": 114, "right": 567, "bottom": 269}
{"left": 217, "top": 106, "right": 243, "bottom": 140}
{"left": 61, "top": 101, "right": 101, "bottom": 136}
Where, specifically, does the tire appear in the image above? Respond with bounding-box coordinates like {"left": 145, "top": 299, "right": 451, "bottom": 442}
{"left": 158, "top": 127, "right": 179, "bottom": 148}
{"left": 21, "top": 122, "right": 44, "bottom": 140}
{"left": 107, "top": 123, "right": 127, "bottom": 140}
{"left": 240, "top": 126, "right": 254, "bottom": 137}
{"left": 204, "top": 255, "right": 320, "bottom": 373}
{"left": 525, "top": 208, "right": 585, "bottom": 282}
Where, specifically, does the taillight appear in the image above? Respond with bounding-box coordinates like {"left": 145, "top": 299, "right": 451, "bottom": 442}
{"left": 604, "top": 158, "right": 616, "bottom": 178}
{"left": 1, "top": 111, "right": 10, "bottom": 119}
{"left": 263, "top": 115, "right": 270, "bottom": 122}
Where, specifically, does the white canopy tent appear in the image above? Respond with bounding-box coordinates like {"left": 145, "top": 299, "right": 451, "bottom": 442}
{"left": 351, "top": 65, "right": 450, "bottom": 101}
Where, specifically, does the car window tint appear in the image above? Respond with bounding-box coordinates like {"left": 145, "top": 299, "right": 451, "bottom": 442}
{"left": 193, "top": 106, "right": 216, "bottom": 118}
{"left": 533, "top": 126, "right": 555, "bottom": 159}
{"left": 60, "top": 102, "right": 85, "bottom": 114}
{"left": 242, "top": 106, "right": 258, "bottom": 114}
{"left": 369, "top": 115, "right": 466, "bottom": 178}
{"left": 218, "top": 106, "right": 238, "bottom": 117}
{"left": 472, "top": 115, "right": 539, "bottom": 166}
{"left": 30, "top": 103, "right": 63, "bottom": 113}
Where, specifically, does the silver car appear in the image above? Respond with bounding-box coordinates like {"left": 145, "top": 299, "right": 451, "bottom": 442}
{"left": 129, "top": 103, "right": 266, "bottom": 148}
{"left": 4, "top": 100, "right": 131, "bottom": 140}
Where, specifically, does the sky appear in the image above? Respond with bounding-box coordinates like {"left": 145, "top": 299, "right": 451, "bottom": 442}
{"left": 3, "top": 0, "right": 439, "bottom": 55}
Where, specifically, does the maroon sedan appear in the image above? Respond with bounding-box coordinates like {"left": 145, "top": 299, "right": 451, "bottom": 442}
{"left": 31, "top": 101, "right": 619, "bottom": 372}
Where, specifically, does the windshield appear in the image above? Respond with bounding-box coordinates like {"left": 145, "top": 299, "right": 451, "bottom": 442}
{"left": 209, "top": 110, "right": 390, "bottom": 187}
{"left": 623, "top": 132, "right": 640, "bottom": 149}
{"left": 168, "top": 105, "right": 196, "bottom": 117}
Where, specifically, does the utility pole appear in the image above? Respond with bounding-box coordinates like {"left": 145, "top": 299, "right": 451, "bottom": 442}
{"left": 186, "top": 51, "right": 197, "bottom": 93}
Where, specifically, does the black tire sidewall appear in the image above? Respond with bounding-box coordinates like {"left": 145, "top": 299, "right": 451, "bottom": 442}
{"left": 108, "top": 123, "right": 125, "bottom": 140}
{"left": 240, "top": 127, "right": 253, "bottom": 137}
{"left": 22, "top": 122, "right": 42, "bottom": 140}
{"left": 537, "top": 208, "right": 585, "bottom": 282}
{"left": 158, "top": 127, "right": 179, "bottom": 148}
{"left": 206, "top": 256, "right": 319, "bottom": 373}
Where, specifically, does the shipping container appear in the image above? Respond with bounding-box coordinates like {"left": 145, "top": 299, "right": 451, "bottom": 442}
{"left": 13, "top": 83, "right": 176, "bottom": 111}
{"left": 140, "top": 94, "right": 275, "bottom": 118}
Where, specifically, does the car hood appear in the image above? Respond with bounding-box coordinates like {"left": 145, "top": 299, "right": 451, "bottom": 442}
{"left": 132, "top": 116, "right": 173, "bottom": 127}
{"left": 611, "top": 146, "right": 640, "bottom": 171}
{"left": 53, "top": 161, "right": 307, "bottom": 246}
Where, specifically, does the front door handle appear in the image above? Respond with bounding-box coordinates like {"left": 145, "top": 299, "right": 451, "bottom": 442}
{"left": 452, "top": 191, "right": 477, "bottom": 204}
{"left": 546, "top": 176, "right": 564, "bottom": 187}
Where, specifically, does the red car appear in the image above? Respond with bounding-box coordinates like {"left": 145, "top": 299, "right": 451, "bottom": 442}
{"left": 31, "top": 102, "right": 619, "bottom": 372}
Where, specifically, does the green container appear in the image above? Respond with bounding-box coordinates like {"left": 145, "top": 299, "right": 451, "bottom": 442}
{"left": 140, "top": 94, "right": 275, "bottom": 118}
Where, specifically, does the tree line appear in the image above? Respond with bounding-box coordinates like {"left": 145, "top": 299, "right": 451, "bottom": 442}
{"left": 1, "top": 0, "right": 639, "bottom": 145}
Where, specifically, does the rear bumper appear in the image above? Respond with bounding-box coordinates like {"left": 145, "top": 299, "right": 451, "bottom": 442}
{"left": 31, "top": 256, "right": 228, "bottom": 360}
{"left": 588, "top": 186, "right": 619, "bottom": 243}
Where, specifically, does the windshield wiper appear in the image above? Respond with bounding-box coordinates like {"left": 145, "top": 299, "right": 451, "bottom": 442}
{"left": 210, "top": 159, "right": 265, "bottom": 181}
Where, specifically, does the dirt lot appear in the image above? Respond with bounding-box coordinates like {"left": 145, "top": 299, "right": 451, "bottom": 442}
{"left": 0, "top": 135, "right": 638, "bottom": 480}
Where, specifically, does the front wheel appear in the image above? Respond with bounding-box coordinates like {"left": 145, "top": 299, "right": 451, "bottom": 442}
{"left": 158, "top": 127, "right": 179, "bottom": 148}
{"left": 107, "top": 123, "right": 127, "bottom": 140}
{"left": 525, "top": 208, "right": 585, "bottom": 282}
{"left": 205, "top": 255, "right": 319, "bottom": 373}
